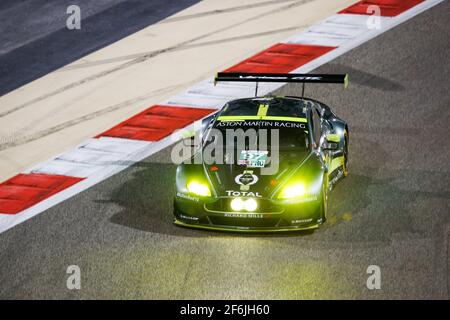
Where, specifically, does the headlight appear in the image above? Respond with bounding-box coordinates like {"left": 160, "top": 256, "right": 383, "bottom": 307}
{"left": 230, "top": 198, "right": 258, "bottom": 212}
{"left": 187, "top": 181, "right": 211, "bottom": 197}
{"left": 244, "top": 198, "right": 258, "bottom": 212}
{"left": 278, "top": 183, "right": 306, "bottom": 199}
{"left": 230, "top": 198, "right": 244, "bottom": 211}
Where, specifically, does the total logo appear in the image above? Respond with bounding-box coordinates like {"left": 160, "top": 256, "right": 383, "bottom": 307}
{"left": 226, "top": 190, "right": 262, "bottom": 197}
{"left": 235, "top": 171, "right": 258, "bottom": 186}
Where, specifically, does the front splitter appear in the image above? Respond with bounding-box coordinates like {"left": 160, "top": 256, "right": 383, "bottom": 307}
{"left": 174, "top": 219, "right": 319, "bottom": 233}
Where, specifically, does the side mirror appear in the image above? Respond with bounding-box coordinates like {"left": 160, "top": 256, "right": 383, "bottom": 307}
{"left": 202, "top": 113, "right": 216, "bottom": 130}
{"left": 200, "top": 113, "right": 217, "bottom": 144}
{"left": 319, "top": 106, "right": 326, "bottom": 118}
{"left": 323, "top": 133, "right": 340, "bottom": 151}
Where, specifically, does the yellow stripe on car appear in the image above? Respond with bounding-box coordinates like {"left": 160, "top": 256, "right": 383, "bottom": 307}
{"left": 257, "top": 104, "right": 269, "bottom": 116}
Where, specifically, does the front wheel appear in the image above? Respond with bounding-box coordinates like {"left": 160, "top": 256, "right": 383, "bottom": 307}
{"left": 320, "top": 175, "right": 328, "bottom": 223}
{"left": 342, "top": 129, "right": 349, "bottom": 177}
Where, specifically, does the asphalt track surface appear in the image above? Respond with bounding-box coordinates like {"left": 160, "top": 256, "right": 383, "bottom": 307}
{"left": 0, "top": 2, "right": 449, "bottom": 299}
{"left": 0, "top": 0, "right": 200, "bottom": 96}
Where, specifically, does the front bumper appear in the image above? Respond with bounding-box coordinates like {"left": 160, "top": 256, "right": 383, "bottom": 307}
{"left": 174, "top": 218, "right": 319, "bottom": 233}
{"left": 173, "top": 194, "right": 323, "bottom": 232}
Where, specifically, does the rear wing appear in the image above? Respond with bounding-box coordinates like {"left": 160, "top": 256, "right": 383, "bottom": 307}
{"left": 214, "top": 72, "right": 349, "bottom": 97}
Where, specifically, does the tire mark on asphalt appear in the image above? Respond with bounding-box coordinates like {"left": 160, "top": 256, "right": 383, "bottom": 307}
{"left": 161, "top": 0, "right": 300, "bottom": 23}
{"left": 177, "top": 242, "right": 201, "bottom": 299}
{"left": 0, "top": 84, "right": 182, "bottom": 151}
{"left": 60, "top": 26, "right": 303, "bottom": 71}
{"left": 446, "top": 223, "right": 449, "bottom": 298}
{"left": 432, "top": 217, "right": 450, "bottom": 298}
{"left": 0, "top": 0, "right": 313, "bottom": 119}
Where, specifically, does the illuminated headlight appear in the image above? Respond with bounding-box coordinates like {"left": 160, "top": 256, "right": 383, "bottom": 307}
{"left": 278, "top": 183, "right": 306, "bottom": 199}
{"left": 230, "top": 198, "right": 258, "bottom": 212}
{"left": 230, "top": 198, "right": 245, "bottom": 211}
{"left": 244, "top": 198, "right": 258, "bottom": 212}
{"left": 186, "top": 181, "right": 211, "bottom": 197}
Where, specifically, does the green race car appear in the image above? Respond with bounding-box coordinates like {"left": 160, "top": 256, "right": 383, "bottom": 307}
{"left": 173, "top": 73, "right": 349, "bottom": 232}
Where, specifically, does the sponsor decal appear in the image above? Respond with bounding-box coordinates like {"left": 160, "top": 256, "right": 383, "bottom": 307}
{"left": 216, "top": 121, "right": 306, "bottom": 129}
{"left": 177, "top": 192, "right": 199, "bottom": 202}
{"left": 237, "top": 75, "right": 322, "bottom": 81}
{"left": 224, "top": 213, "right": 264, "bottom": 218}
{"left": 287, "top": 195, "right": 318, "bottom": 203}
{"left": 292, "top": 218, "right": 313, "bottom": 224}
{"left": 238, "top": 150, "right": 268, "bottom": 168}
{"left": 226, "top": 190, "right": 262, "bottom": 198}
{"left": 235, "top": 170, "right": 258, "bottom": 186}
{"left": 329, "top": 170, "right": 344, "bottom": 188}
{"left": 180, "top": 214, "right": 199, "bottom": 221}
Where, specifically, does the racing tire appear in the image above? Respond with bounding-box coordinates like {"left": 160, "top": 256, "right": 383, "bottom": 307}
{"left": 343, "top": 129, "right": 349, "bottom": 177}
{"left": 320, "top": 175, "right": 328, "bottom": 223}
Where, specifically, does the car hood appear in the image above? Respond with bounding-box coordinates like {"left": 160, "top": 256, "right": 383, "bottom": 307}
{"left": 204, "top": 150, "right": 311, "bottom": 198}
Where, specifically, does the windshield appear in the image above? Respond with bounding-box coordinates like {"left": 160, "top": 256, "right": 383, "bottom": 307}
{"left": 202, "top": 120, "right": 310, "bottom": 166}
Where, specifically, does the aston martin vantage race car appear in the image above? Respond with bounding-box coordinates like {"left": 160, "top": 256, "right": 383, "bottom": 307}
{"left": 173, "top": 73, "right": 349, "bottom": 232}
